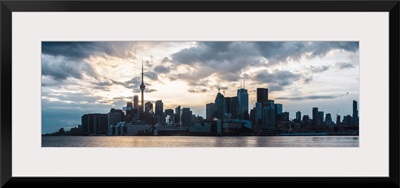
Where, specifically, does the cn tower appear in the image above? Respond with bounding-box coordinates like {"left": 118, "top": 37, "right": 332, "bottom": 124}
{"left": 140, "top": 60, "right": 145, "bottom": 112}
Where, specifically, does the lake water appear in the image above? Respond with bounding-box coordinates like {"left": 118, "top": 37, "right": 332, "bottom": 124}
{"left": 42, "top": 136, "right": 359, "bottom": 147}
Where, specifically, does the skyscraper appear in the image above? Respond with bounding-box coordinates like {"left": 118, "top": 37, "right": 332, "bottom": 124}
{"left": 206, "top": 103, "right": 216, "bottom": 120}
{"left": 155, "top": 100, "right": 164, "bottom": 123}
{"left": 336, "top": 115, "right": 341, "bottom": 126}
{"left": 257, "top": 88, "right": 268, "bottom": 107}
{"left": 325, "top": 113, "right": 333, "bottom": 126}
{"left": 230, "top": 97, "right": 239, "bottom": 118}
{"left": 237, "top": 88, "right": 248, "bottom": 119}
{"left": 275, "top": 103, "right": 283, "bottom": 115}
{"left": 181, "top": 108, "right": 192, "bottom": 127}
{"left": 318, "top": 111, "right": 324, "bottom": 125}
{"left": 255, "top": 102, "right": 262, "bottom": 125}
{"left": 225, "top": 97, "right": 231, "bottom": 114}
{"left": 175, "top": 106, "right": 181, "bottom": 125}
{"left": 145, "top": 102, "right": 153, "bottom": 113}
{"left": 139, "top": 60, "right": 146, "bottom": 113}
{"left": 133, "top": 95, "right": 139, "bottom": 109}
{"left": 155, "top": 100, "right": 163, "bottom": 116}
{"left": 215, "top": 89, "right": 226, "bottom": 119}
{"left": 353, "top": 100, "right": 359, "bottom": 126}
{"left": 312, "top": 107, "right": 319, "bottom": 126}
{"left": 262, "top": 100, "right": 275, "bottom": 132}
{"left": 296, "top": 111, "right": 301, "bottom": 121}
{"left": 165, "top": 109, "right": 174, "bottom": 125}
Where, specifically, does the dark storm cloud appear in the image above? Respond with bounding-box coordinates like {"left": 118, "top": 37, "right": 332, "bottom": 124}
{"left": 172, "top": 42, "right": 358, "bottom": 66}
{"left": 154, "top": 65, "right": 170, "bottom": 74}
{"left": 145, "top": 71, "right": 158, "bottom": 80}
{"left": 336, "top": 62, "right": 355, "bottom": 70}
{"left": 113, "top": 96, "right": 132, "bottom": 101}
{"left": 42, "top": 42, "right": 137, "bottom": 60}
{"left": 161, "top": 57, "right": 173, "bottom": 63}
{"left": 309, "top": 65, "right": 330, "bottom": 73}
{"left": 254, "top": 70, "right": 301, "bottom": 87}
{"left": 303, "top": 76, "right": 313, "bottom": 84}
{"left": 42, "top": 55, "right": 98, "bottom": 81}
{"left": 110, "top": 77, "right": 141, "bottom": 89}
{"left": 132, "top": 88, "right": 157, "bottom": 93}
{"left": 170, "top": 41, "right": 358, "bottom": 84}
{"left": 255, "top": 42, "right": 359, "bottom": 64}
{"left": 275, "top": 95, "right": 340, "bottom": 101}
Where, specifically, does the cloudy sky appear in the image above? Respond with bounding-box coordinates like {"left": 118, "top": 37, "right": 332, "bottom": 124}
{"left": 42, "top": 41, "right": 359, "bottom": 133}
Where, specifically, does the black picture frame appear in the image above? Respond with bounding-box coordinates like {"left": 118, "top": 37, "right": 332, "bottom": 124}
{"left": 1, "top": 0, "right": 399, "bottom": 187}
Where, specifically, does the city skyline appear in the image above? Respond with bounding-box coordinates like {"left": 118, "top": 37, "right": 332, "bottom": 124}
{"left": 42, "top": 41, "right": 359, "bottom": 133}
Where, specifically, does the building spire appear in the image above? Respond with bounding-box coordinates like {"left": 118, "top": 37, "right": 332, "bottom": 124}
{"left": 141, "top": 59, "right": 144, "bottom": 83}
{"left": 140, "top": 59, "right": 146, "bottom": 113}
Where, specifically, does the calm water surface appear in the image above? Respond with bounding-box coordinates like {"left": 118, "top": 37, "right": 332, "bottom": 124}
{"left": 42, "top": 136, "right": 359, "bottom": 147}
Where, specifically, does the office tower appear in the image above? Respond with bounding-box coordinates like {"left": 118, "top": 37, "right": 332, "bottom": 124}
{"left": 107, "top": 108, "right": 124, "bottom": 135}
{"left": 155, "top": 100, "right": 164, "bottom": 123}
{"left": 215, "top": 89, "right": 226, "bottom": 119}
{"left": 230, "top": 97, "right": 239, "bottom": 118}
{"left": 325, "top": 113, "right": 333, "bottom": 126}
{"left": 257, "top": 88, "right": 268, "bottom": 107}
{"left": 237, "top": 88, "right": 248, "bottom": 119}
{"left": 175, "top": 106, "right": 181, "bottom": 125}
{"left": 81, "top": 114, "right": 89, "bottom": 134}
{"left": 318, "top": 111, "right": 324, "bottom": 125}
{"left": 312, "top": 107, "right": 318, "bottom": 126}
{"left": 262, "top": 100, "right": 275, "bottom": 132}
{"left": 302, "top": 115, "right": 310, "bottom": 128}
{"left": 343, "top": 115, "right": 353, "bottom": 126}
{"left": 353, "top": 100, "right": 359, "bottom": 126}
{"left": 133, "top": 95, "right": 139, "bottom": 109}
{"left": 282, "top": 112, "right": 289, "bottom": 121}
{"left": 275, "top": 103, "right": 283, "bottom": 115}
{"left": 145, "top": 102, "right": 153, "bottom": 113}
{"left": 206, "top": 103, "right": 216, "bottom": 120}
{"left": 126, "top": 102, "right": 133, "bottom": 117}
{"left": 82, "top": 113, "right": 108, "bottom": 135}
{"left": 165, "top": 109, "right": 174, "bottom": 124}
{"left": 140, "top": 60, "right": 146, "bottom": 113}
{"left": 336, "top": 115, "right": 341, "bottom": 126}
{"left": 296, "top": 111, "right": 301, "bottom": 121}
{"left": 155, "top": 100, "right": 163, "bottom": 116}
{"left": 255, "top": 102, "right": 262, "bottom": 125}
{"left": 181, "top": 108, "right": 192, "bottom": 127}
{"left": 225, "top": 97, "right": 231, "bottom": 114}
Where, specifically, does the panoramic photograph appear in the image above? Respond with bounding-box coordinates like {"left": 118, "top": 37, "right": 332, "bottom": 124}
{"left": 41, "top": 41, "right": 359, "bottom": 147}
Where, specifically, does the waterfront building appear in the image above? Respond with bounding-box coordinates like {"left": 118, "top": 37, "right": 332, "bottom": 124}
{"left": 312, "top": 107, "right": 319, "bottom": 126}
{"left": 133, "top": 95, "right": 139, "bottom": 109}
{"left": 175, "top": 106, "right": 181, "bottom": 125}
{"left": 353, "top": 100, "right": 359, "bottom": 126}
{"left": 229, "top": 97, "right": 239, "bottom": 118}
{"left": 165, "top": 109, "right": 174, "bottom": 125}
{"left": 237, "top": 88, "right": 248, "bottom": 119}
{"left": 140, "top": 60, "right": 146, "bottom": 113}
{"left": 82, "top": 113, "right": 108, "bottom": 135}
{"left": 256, "top": 88, "right": 268, "bottom": 107}
{"left": 215, "top": 89, "right": 226, "bottom": 119}
{"left": 206, "top": 103, "right": 216, "bottom": 120}
{"left": 325, "top": 113, "right": 333, "bottom": 126}
{"left": 255, "top": 102, "right": 262, "bottom": 125}
{"left": 181, "top": 108, "right": 192, "bottom": 127}
{"left": 318, "top": 111, "right": 324, "bottom": 125}
{"left": 296, "top": 111, "right": 301, "bottom": 121}
{"left": 275, "top": 103, "right": 283, "bottom": 115}
{"left": 107, "top": 108, "right": 124, "bottom": 135}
